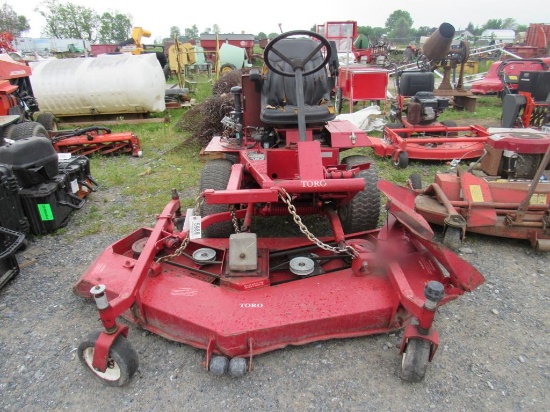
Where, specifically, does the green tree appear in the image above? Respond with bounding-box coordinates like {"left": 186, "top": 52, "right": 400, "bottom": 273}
{"left": 97, "top": 12, "right": 132, "bottom": 43}
{"left": 482, "top": 19, "right": 503, "bottom": 30}
{"left": 516, "top": 24, "right": 528, "bottom": 33}
{"left": 170, "top": 26, "right": 180, "bottom": 40}
{"left": 501, "top": 18, "right": 518, "bottom": 30}
{"left": 213, "top": 24, "right": 220, "bottom": 34}
{"left": 257, "top": 32, "right": 267, "bottom": 40}
{"left": 35, "top": 0, "right": 98, "bottom": 40}
{"left": 184, "top": 24, "right": 199, "bottom": 41}
{"left": 357, "top": 26, "right": 386, "bottom": 45}
{"left": 0, "top": 3, "right": 30, "bottom": 36}
{"left": 385, "top": 10, "right": 413, "bottom": 43}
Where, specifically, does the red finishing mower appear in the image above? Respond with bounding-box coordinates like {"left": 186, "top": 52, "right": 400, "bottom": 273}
{"left": 74, "top": 31, "right": 484, "bottom": 386}
{"left": 406, "top": 128, "right": 550, "bottom": 251}
{"left": 369, "top": 68, "right": 490, "bottom": 168}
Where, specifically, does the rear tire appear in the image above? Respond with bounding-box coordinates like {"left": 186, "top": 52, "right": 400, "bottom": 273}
{"left": 36, "top": 112, "right": 58, "bottom": 132}
{"left": 4, "top": 121, "right": 49, "bottom": 141}
{"left": 220, "top": 63, "right": 237, "bottom": 76}
{"left": 338, "top": 155, "right": 381, "bottom": 233}
{"left": 199, "top": 159, "right": 235, "bottom": 238}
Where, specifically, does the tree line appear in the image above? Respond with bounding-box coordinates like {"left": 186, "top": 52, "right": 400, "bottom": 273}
{"left": 0, "top": 2, "right": 531, "bottom": 46}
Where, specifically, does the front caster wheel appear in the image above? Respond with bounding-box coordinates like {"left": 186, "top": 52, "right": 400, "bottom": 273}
{"left": 392, "top": 151, "right": 409, "bottom": 169}
{"left": 443, "top": 226, "right": 462, "bottom": 251}
{"left": 399, "top": 338, "right": 431, "bottom": 382}
{"left": 77, "top": 330, "right": 139, "bottom": 387}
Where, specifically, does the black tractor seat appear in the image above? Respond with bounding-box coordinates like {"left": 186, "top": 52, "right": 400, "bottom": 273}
{"left": 260, "top": 38, "right": 335, "bottom": 125}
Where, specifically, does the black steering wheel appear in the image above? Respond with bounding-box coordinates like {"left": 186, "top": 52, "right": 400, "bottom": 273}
{"left": 264, "top": 30, "right": 332, "bottom": 78}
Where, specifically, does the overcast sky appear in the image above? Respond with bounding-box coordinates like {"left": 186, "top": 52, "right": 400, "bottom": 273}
{"left": 7, "top": 0, "right": 550, "bottom": 41}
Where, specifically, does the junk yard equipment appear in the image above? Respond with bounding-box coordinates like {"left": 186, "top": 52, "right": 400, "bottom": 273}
{"left": 500, "top": 70, "right": 550, "bottom": 129}
{"left": 49, "top": 127, "right": 142, "bottom": 157}
{"left": 0, "top": 54, "right": 49, "bottom": 142}
{"left": 470, "top": 58, "right": 550, "bottom": 97}
{"left": 406, "top": 128, "right": 550, "bottom": 250}
{"left": 73, "top": 31, "right": 484, "bottom": 387}
{"left": 369, "top": 67, "right": 490, "bottom": 168}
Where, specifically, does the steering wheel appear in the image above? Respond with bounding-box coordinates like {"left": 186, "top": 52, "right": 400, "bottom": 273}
{"left": 264, "top": 30, "right": 332, "bottom": 78}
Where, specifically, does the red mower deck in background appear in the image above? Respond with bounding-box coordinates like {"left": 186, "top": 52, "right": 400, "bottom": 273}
{"left": 407, "top": 128, "right": 550, "bottom": 250}
{"left": 49, "top": 126, "right": 142, "bottom": 157}
{"left": 73, "top": 31, "right": 484, "bottom": 387}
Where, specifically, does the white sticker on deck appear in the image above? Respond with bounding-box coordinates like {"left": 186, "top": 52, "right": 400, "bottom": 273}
{"left": 189, "top": 215, "right": 202, "bottom": 239}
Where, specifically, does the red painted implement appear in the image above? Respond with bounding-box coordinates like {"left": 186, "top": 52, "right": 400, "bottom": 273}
{"left": 407, "top": 129, "right": 550, "bottom": 250}
{"left": 50, "top": 126, "right": 142, "bottom": 157}
{"left": 73, "top": 31, "right": 483, "bottom": 386}
{"left": 370, "top": 69, "right": 489, "bottom": 168}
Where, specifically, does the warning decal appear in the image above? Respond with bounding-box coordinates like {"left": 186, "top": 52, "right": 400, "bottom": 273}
{"left": 469, "top": 185, "right": 484, "bottom": 202}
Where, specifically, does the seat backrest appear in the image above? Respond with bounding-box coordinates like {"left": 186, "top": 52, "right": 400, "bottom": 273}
{"left": 263, "top": 38, "right": 331, "bottom": 107}
{"left": 399, "top": 71, "right": 435, "bottom": 96}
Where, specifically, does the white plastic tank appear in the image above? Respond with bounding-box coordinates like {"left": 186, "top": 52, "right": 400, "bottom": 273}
{"left": 29, "top": 53, "right": 166, "bottom": 117}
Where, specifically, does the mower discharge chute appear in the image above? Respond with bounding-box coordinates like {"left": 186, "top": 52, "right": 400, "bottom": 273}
{"left": 74, "top": 31, "right": 484, "bottom": 387}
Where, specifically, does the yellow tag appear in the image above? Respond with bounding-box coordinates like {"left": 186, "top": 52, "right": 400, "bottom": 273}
{"left": 469, "top": 185, "right": 484, "bottom": 202}
{"left": 530, "top": 194, "right": 547, "bottom": 205}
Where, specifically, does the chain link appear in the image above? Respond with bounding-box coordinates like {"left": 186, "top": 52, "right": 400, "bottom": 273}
{"left": 230, "top": 206, "right": 241, "bottom": 234}
{"left": 277, "top": 188, "right": 358, "bottom": 258}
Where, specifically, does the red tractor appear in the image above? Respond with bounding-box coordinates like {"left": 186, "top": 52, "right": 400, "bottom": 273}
{"left": 73, "top": 31, "right": 483, "bottom": 386}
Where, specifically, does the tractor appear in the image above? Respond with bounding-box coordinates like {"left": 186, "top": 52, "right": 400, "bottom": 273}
{"left": 73, "top": 31, "right": 484, "bottom": 387}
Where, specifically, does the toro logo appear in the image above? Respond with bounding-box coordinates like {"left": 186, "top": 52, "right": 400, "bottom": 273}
{"left": 240, "top": 303, "right": 264, "bottom": 308}
{"left": 300, "top": 180, "right": 327, "bottom": 188}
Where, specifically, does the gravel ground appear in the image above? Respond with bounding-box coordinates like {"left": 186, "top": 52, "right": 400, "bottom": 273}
{"left": 1, "top": 174, "right": 549, "bottom": 412}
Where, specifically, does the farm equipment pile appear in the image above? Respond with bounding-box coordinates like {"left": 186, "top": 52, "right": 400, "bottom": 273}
{"left": 73, "top": 31, "right": 484, "bottom": 387}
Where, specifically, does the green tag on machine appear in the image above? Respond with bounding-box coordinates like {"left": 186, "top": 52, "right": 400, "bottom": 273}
{"left": 38, "top": 204, "right": 54, "bottom": 221}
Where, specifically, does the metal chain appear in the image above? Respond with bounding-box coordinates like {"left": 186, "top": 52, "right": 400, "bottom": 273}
{"left": 230, "top": 206, "right": 241, "bottom": 233}
{"left": 156, "top": 195, "right": 205, "bottom": 263}
{"left": 277, "top": 188, "right": 358, "bottom": 258}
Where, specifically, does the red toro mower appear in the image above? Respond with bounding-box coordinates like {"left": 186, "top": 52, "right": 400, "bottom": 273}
{"left": 405, "top": 128, "right": 550, "bottom": 251}
{"left": 73, "top": 31, "right": 483, "bottom": 386}
{"left": 369, "top": 69, "right": 490, "bottom": 168}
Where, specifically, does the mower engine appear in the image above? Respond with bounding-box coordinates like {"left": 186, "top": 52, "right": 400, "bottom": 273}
{"left": 479, "top": 129, "right": 550, "bottom": 179}
{"left": 407, "top": 91, "right": 450, "bottom": 125}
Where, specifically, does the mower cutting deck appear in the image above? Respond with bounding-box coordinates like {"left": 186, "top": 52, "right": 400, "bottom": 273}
{"left": 73, "top": 31, "right": 484, "bottom": 386}
{"left": 407, "top": 128, "right": 550, "bottom": 250}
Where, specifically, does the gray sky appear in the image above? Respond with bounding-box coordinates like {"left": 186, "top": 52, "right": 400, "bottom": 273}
{"left": 8, "top": 0, "right": 549, "bottom": 41}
